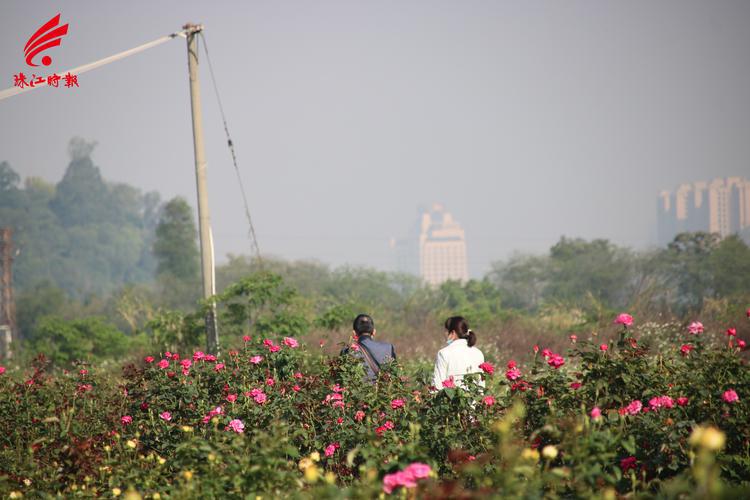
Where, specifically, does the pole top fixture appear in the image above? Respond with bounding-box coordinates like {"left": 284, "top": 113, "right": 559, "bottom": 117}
{"left": 182, "top": 23, "right": 204, "bottom": 34}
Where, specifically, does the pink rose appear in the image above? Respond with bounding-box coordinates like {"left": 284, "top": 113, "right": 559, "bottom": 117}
{"left": 625, "top": 400, "right": 643, "bottom": 415}
{"left": 324, "top": 442, "right": 339, "bottom": 457}
{"left": 676, "top": 397, "right": 688, "bottom": 406}
{"left": 180, "top": 359, "right": 192, "bottom": 369}
{"left": 354, "top": 410, "right": 365, "bottom": 422}
{"left": 292, "top": 385, "right": 301, "bottom": 392}
{"left": 505, "top": 367, "right": 521, "bottom": 381}
{"left": 478, "top": 362, "right": 495, "bottom": 375}
{"left": 157, "top": 359, "right": 170, "bottom": 369}
{"left": 121, "top": 415, "right": 132, "bottom": 425}
{"left": 391, "top": 399, "right": 405, "bottom": 409}
{"left": 723, "top": 389, "right": 739, "bottom": 403}
{"left": 214, "top": 363, "right": 225, "bottom": 372}
{"left": 648, "top": 396, "right": 674, "bottom": 410}
{"left": 570, "top": 382, "right": 582, "bottom": 390}
{"left": 254, "top": 392, "right": 267, "bottom": 404}
{"left": 442, "top": 377, "right": 455, "bottom": 389}
{"left": 600, "top": 344, "right": 608, "bottom": 351}
{"left": 266, "top": 378, "right": 275, "bottom": 386}
{"left": 144, "top": 356, "right": 154, "bottom": 363}
{"left": 726, "top": 328, "right": 737, "bottom": 337}
{"left": 159, "top": 411, "right": 172, "bottom": 421}
{"left": 242, "top": 335, "right": 251, "bottom": 343}
{"left": 738, "top": 339, "right": 746, "bottom": 349}
{"left": 547, "top": 354, "right": 565, "bottom": 369}
{"left": 249, "top": 355, "right": 263, "bottom": 364}
{"left": 404, "top": 462, "right": 432, "bottom": 479}
{"left": 687, "top": 321, "right": 704, "bottom": 335}
{"left": 192, "top": 351, "right": 205, "bottom": 361}
{"left": 282, "top": 337, "right": 299, "bottom": 348}
{"left": 614, "top": 313, "right": 634, "bottom": 327}
{"left": 382, "top": 473, "right": 401, "bottom": 494}
{"left": 590, "top": 407, "right": 602, "bottom": 419}
{"left": 226, "top": 418, "right": 244, "bottom": 433}
{"left": 483, "top": 395, "right": 495, "bottom": 406}
{"left": 226, "top": 394, "right": 237, "bottom": 403}
{"left": 268, "top": 345, "right": 281, "bottom": 353}
{"left": 680, "top": 344, "right": 694, "bottom": 356}
{"left": 569, "top": 334, "right": 577, "bottom": 343}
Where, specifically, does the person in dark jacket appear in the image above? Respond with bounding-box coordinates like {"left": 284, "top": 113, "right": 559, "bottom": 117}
{"left": 340, "top": 314, "right": 397, "bottom": 381}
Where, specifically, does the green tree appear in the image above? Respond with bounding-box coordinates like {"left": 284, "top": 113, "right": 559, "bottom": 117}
{"left": 664, "top": 232, "right": 721, "bottom": 313}
{"left": 50, "top": 138, "right": 109, "bottom": 227}
{"left": 153, "top": 197, "right": 199, "bottom": 281}
{"left": 709, "top": 235, "right": 750, "bottom": 299}
{"left": 0, "top": 161, "right": 20, "bottom": 191}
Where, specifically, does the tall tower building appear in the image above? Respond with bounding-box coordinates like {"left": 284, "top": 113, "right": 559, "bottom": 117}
{"left": 393, "top": 204, "right": 470, "bottom": 285}
{"left": 417, "top": 204, "right": 469, "bottom": 286}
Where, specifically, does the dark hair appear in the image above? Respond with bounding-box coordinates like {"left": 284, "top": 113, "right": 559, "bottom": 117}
{"left": 353, "top": 314, "right": 375, "bottom": 335}
{"left": 444, "top": 316, "right": 476, "bottom": 347}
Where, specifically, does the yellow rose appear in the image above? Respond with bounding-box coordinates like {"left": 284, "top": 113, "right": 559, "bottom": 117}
{"left": 123, "top": 489, "right": 142, "bottom": 500}
{"left": 521, "top": 448, "right": 540, "bottom": 462}
{"left": 324, "top": 472, "right": 336, "bottom": 485}
{"left": 700, "top": 427, "right": 726, "bottom": 451}
{"left": 310, "top": 451, "right": 321, "bottom": 462}
{"left": 304, "top": 465, "right": 319, "bottom": 482}
{"left": 542, "top": 445, "right": 558, "bottom": 460}
{"left": 125, "top": 440, "right": 137, "bottom": 449}
{"left": 112, "top": 488, "right": 122, "bottom": 497}
{"left": 182, "top": 470, "right": 193, "bottom": 481}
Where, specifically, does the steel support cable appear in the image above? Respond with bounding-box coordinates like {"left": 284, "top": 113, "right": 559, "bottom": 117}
{"left": 199, "top": 32, "right": 263, "bottom": 267}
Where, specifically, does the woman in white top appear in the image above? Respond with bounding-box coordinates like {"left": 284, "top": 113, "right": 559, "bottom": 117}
{"left": 432, "top": 316, "right": 485, "bottom": 390}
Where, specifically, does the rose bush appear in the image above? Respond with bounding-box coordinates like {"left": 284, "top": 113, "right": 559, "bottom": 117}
{"left": 0, "top": 314, "right": 748, "bottom": 498}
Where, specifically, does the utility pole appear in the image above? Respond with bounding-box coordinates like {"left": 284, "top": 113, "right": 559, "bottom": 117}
{"left": 0, "top": 228, "right": 16, "bottom": 360}
{"left": 185, "top": 23, "right": 219, "bottom": 353}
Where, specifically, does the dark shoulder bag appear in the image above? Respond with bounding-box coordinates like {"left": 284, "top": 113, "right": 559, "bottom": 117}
{"left": 356, "top": 340, "right": 381, "bottom": 377}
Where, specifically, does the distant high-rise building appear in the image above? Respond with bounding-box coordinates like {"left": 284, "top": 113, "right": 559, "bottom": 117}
{"left": 657, "top": 177, "right": 750, "bottom": 246}
{"left": 394, "top": 204, "right": 469, "bottom": 285}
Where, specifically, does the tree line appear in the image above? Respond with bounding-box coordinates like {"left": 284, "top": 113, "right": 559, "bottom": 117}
{"left": 1, "top": 138, "right": 748, "bottom": 363}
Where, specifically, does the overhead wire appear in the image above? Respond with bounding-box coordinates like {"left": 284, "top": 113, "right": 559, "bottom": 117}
{"left": 199, "top": 32, "right": 263, "bottom": 267}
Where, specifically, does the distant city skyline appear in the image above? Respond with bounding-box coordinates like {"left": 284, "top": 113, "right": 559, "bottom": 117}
{"left": 658, "top": 176, "right": 750, "bottom": 246}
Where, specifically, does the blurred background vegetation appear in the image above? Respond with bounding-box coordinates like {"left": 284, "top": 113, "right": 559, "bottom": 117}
{"left": 1, "top": 139, "right": 749, "bottom": 367}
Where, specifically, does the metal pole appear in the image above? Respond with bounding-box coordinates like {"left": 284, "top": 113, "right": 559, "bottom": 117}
{"left": 0, "top": 228, "right": 15, "bottom": 359}
{"left": 185, "top": 24, "right": 219, "bottom": 353}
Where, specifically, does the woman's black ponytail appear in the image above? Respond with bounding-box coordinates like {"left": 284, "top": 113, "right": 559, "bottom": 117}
{"left": 465, "top": 329, "right": 477, "bottom": 347}
{"left": 444, "top": 316, "right": 477, "bottom": 347}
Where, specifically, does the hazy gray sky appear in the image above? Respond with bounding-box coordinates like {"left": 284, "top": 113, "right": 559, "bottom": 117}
{"left": 2, "top": 1, "right": 749, "bottom": 277}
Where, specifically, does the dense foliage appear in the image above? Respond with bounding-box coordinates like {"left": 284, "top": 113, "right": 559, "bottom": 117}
{"left": 0, "top": 314, "right": 748, "bottom": 498}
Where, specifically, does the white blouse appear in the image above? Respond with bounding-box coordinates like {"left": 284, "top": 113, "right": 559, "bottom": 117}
{"left": 432, "top": 338, "right": 485, "bottom": 390}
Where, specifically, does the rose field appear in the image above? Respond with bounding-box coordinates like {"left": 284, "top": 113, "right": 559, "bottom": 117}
{"left": 1, "top": 312, "right": 749, "bottom": 499}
